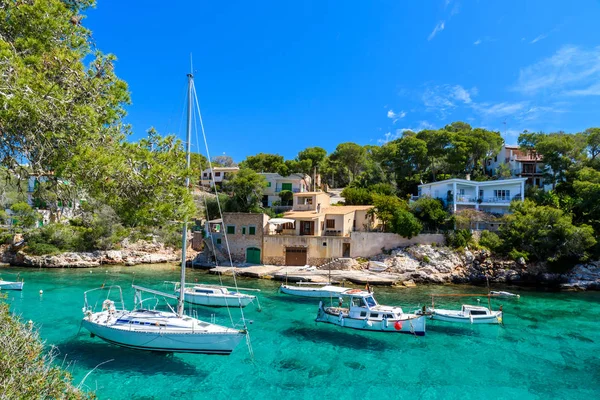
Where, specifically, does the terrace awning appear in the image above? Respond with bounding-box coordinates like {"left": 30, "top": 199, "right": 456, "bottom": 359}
{"left": 267, "top": 218, "right": 296, "bottom": 225}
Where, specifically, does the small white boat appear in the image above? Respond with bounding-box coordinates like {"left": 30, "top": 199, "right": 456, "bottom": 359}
{"left": 316, "top": 289, "right": 426, "bottom": 335}
{"left": 368, "top": 261, "right": 388, "bottom": 272}
{"left": 177, "top": 284, "right": 256, "bottom": 308}
{"left": 490, "top": 291, "right": 520, "bottom": 299}
{"left": 0, "top": 280, "right": 24, "bottom": 290}
{"left": 280, "top": 283, "right": 353, "bottom": 298}
{"left": 427, "top": 304, "right": 503, "bottom": 324}
{"left": 82, "top": 286, "right": 245, "bottom": 354}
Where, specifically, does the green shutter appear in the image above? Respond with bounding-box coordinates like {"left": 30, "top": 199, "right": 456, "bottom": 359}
{"left": 249, "top": 226, "right": 256, "bottom": 235}
{"left": 227, "top": 225, "right": 235, "bottom": 234}
{"left": 246, "top": 247, "right": 261, "bottom": 264}
{"left": 242, "top": 227, "right": 246, "bottom": 235}
{"left": 282, "top": 183, "right": 292, "bottom": 191}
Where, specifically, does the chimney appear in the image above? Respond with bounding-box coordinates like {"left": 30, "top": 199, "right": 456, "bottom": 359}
{"left": 466, "top": 174, "right": 471, "bottom": 181}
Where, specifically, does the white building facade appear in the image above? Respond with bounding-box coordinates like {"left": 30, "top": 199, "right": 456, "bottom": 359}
{"left": 486, "top": 145, "right": 551, "bottom": 190}
{"left": 417, "top": 177, "right": 527, "bottom": 215}
{"left": 200, "top": 167, "right": 240, "bottom": 187}
{"left": 259, "top": 173, "right": 311, "bottom": 207}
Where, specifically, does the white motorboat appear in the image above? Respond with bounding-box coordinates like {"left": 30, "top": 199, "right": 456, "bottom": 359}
{"left": 80, "top": 72, "right": 248, "bottom": 355}
{"left": 81, "top": 286, "right": 245, "bottom": 354}
{"left": 490, "top": 290, "right": 520, "bottom": 299}
{"left": 176, "top": 284, "right": 257, "bottom": 308}
{"left": 425, "top": 304, "right": 503, "bottom": 324}
{"left": 0, "top": 279, "right": 24, "bottom": 290}
{"left": 280, "top": 283, "right": 351, "bottom": 298}
{"left": 315, "top": 289, "right": 426, "bottom": 335}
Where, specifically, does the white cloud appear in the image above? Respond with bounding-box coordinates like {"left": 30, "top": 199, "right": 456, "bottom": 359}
{"left": 387, "top": 109, "right": 406, "bottom": 119}
{"left": 530, "top": 33, "right": 547, "bottom": 44}
{"left": 428, "top": 21, "right": 445, "bottom": 41}
{"left": 514, "top": 45, "right": 600, "bottom": 95}
{"left": 422, "top": 84, "right": 476, "bottom": 117}
{"left": 474, "top": 39, "right": 482, "bottom": 45}
{"left": 473, "top": 101, "right": 528, "bottom": 117}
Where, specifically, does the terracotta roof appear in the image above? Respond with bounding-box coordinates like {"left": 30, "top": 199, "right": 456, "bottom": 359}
{"left": 294, "top": 191, "right": 329, "bottom": 195}
{"left": 323, "top": 205, "right": 373, "bottom": 215}
{"left": 283, "top": 211, "right": 323, "bottom": 219}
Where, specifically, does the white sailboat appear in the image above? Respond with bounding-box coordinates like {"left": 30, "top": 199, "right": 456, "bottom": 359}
{"left": 0, "top": 278, "right": 24, "bottom": 290}
{"left": 280, "top": 283, "right": 350, "bottom": 298}
{"left": 315, "top": 289, "right": 426, "bottom": 335}
{"left": 417, "top": 293, "right": 504, "bottom": 325}
{"left": 173, "top": 282, "right": 258, "bottom": 308}
{"left": 81, "top": 72, "right": 247, "bottom": 355}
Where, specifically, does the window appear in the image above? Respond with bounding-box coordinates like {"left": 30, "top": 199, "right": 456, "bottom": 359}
{"left": 470, "top": 310, "right": 488, "bottom": 316}
{"left": 226, "top": 225, "right": 235, "bottom": 234}
{"left": 215, "top": 172, "right": 221, "bottom": 177}
{"left": 370, "top": 313, "right": 379, "bottom": 319}
{"left": 322, "top": 242, "right": 327, "bottom": 247}
{"left": 458, "top": 188, "right": 465, "bottom": 196}
{"left": 479, "top": 189, "right": 484, "bottom": 198}
{"left": 242, "top": 227, "right": 246, "bottom": 235}
{"left": 493, "top": 189, "right": 511, "bottom": 200}
{"left": 365, "top": 296, "right": 376, "bottom": 307}
{"left": 360, "top": 311, "right": 367, "bottom": 317}
{"left": 216, "top": 238, "right": 222, "bottom": 244}
{"left": 282, "top": 222, "right": 294, "bottom": 229}
{"left": 203, "top": 173, "right": 207, "bottom": 177}
{"left": 326, "top": 219, "right": 335, "bottom": 229}
{"left": 248, "top": 226, "right": 256, "bottom": 235}
{"left": 299, "top": 197, "right": 313, "bottom": 205}
{"left": 282, "top": 183, "right": 292, "bottom": 191}
{"left": 267, "top": 182, "right": 271, "bottom": 187}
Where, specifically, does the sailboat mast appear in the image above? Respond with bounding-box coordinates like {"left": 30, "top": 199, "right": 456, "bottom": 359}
{"left": 178, "top": 73, "right": 194, "bottom": 317}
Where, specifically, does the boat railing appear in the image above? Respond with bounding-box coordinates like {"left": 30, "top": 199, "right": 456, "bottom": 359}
{"left": 83, "top": 285, "right": 125, "bottom": 313}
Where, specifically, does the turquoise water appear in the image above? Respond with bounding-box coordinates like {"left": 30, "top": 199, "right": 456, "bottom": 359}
{"left": 1, "top": 264, "right": 599, "bottom": 400}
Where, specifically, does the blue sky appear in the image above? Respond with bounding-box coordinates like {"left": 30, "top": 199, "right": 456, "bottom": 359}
{"left": 85, "top": 0, "right": 600, "bottom": 161}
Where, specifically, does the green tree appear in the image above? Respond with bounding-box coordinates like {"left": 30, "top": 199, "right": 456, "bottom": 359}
{"left": 584, "top": 127, "right": 600, "bottom": 160}
{"left": 416, "top": 129, "right": 451, "bottom": 181}
{"left": 330, "top": 143, "right": 367, "bottom": 183}
{"left": 369, "top": 194, "right": 404, "bottom": 231}
{"left": 391, "top": 209, "right": 422, "bottom": 238}
{"left": 211, "top": 155, "right": 236, "bottom": 167}
{"left": 278, "top": 190, "right": 293, "bottom": 206}
{"left": 297, "top": 146, "right": 327, "bottom": 171}
{"left": 0, "top": 0, "right": 130, "bottom": 180}
{"left": 223, "top": 168, "right": 267, "bottom": 212}
{"left": 341, "top": 187, "right": 372, "bottom": 205}
{"left": 410, "top": 197, "right": 450, "bottom": 232}
{"left": 190, "top": 153, "right": 208, "bottom": 183}
{"left": 535, "top": 132, "right": 587, "bottom": 188}
{"left": 495, "top": 162, "right": 513, "bottom": 179}
{"left": 10, "top": 202, "right": 39, "bottom": 228}
{"left": 499, "top": 200, "right": 596, "bottom": 263}
{"left": 240, "top": 153, "right": 286, "bottom": 173}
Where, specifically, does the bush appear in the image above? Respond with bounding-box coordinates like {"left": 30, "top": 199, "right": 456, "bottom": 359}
{"left": 422, "top": 255, "right": 431, "bottom": 263}
{"left": 508, "top": 249, "right": 528, "bottom": 262}
{"left": 445, "top": 229, "right": 473, "bottom": 249}
{"left": 410, "top": 197, "right": 451, "bottom": 232}
{"left": 391, "top": 209, "right": 422, "bottom": 238}
{"left": 24, "top": 243, "right": 61, "bottom": 256}
{"left": 341, "top": 187, "right": 372, "bottom": 205}
{"left": 0, "top": 304, "right": 92, "bottom": 399}
{"left": 479, "top": 230, "right": 502, "bottom": 252}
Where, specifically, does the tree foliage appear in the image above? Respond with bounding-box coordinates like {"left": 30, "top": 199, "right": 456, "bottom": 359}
{"left": 223, "top": 168, "right": 267, "bottom": 212}
{"left": 499, "top": 200, "right": 596, "bottom": 263}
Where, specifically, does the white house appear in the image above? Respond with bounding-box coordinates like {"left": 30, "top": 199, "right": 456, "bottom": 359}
{"left": 486, "top": 145, "right": 551, "bottom": 190}
{"left": 259, "top": 173, "right": 311, "bottom": 207}
{"left": 417, "top": 177, "right": 527, "bottom": 215}
{"left": 200, "top": 167, "right": 240, "bottom": 187}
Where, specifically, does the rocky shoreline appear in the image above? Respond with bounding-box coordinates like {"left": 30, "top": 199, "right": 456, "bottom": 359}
{"left": 2, "top": 241, "right": 599, "bottom": 291}
{"left": 1, "top": 240, "right": 182, "bottom": 268}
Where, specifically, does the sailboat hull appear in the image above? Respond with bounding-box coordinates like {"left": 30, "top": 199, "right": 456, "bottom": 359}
{"left": 0, "top": 281, "right": 24, "bottom": 290}
{"left": 280, "top": 284, "right": 349, "bottom": 298}
{"left": 81, "top": 311, "right": 245, "bottom": 355}
{"left": 183, "top": 293, "right": 255, "bottom": 308}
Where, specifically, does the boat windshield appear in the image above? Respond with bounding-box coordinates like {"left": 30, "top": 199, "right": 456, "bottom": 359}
{"left": 365, "top": 296, "right": 377, "bottom": 308}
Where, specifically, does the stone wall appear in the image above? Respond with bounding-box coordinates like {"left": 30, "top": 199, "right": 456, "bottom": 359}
{"left": 349, "top": 232, "right": 445, "bottom": 258}
{"left": 221, "top": 213, "right": 269, "bottom": 263}
{"left": 263, "top": 235, "right": 350, "bottom": 266}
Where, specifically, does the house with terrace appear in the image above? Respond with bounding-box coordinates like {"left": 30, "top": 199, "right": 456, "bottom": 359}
{"left": 417, "top": 177, "right": 526, "bottom": 215}
{"left": 200, "top": 167, "right": 239, "bottom": 188}
{"left": 262, "top": 191, "right": 380, "bottom": 266}
{"left": 258, "top": 172, "right": 311, "bottom": 207}
{"left": 486, "top": 144, "right": 551, "bottom": 190}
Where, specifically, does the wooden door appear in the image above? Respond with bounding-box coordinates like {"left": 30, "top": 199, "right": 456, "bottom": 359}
{"left": 285, "top": 247, "right": 307, "bottom": 266}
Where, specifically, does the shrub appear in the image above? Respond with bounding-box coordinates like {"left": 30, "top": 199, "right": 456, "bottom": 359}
{"left": 445, "top": 229, "right": 473, "bottom": 249}
{"left": 24, "top": 243, "right": 61, "bottom": 256}
{"left": 422, "top": 255, "right": 431, "bottom": 263}
{"left": 391, "top": 209, "right": 422, "bottom": 238}
{"left": 341, "top": 187, "right": 372, "bottom": 205}
{"left": 508, "top": 249, "right": 528, "bottom": 262}
{"left": 0, "top": 304, "right": 92, "bottom": 399}
{"left": 479, "top": 230, "right": 502, "bottom": 252}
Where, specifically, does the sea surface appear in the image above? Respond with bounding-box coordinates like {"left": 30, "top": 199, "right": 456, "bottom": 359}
{"left": 1, "top": 264, "right": 599, "bottom": 400}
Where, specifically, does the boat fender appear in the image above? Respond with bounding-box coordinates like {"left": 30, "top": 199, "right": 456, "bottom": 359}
{"left": 469, "top": 315, "right": 474, "bottom": 324}
{"left": 394, "top": 321, "right": 402, "bottom": 331}
{"left": 383, "top": 317, "right": 388, "bottom": 329}
{"left": 339, "top": 311, "right": 344, "bottom": 326}
{"left": 364, "top": 319, "right": 373, "bottom": 328}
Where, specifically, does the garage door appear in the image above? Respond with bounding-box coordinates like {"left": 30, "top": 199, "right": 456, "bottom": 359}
{"left": 246, "top": 247, "right": 261, "bottom": 264}
{"left": 285, "top": 247, "right": 307, "bottom": 266}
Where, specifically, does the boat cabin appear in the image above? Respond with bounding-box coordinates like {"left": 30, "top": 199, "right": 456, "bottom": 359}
{"left": 189, "top": 286, "right": 231, "bottom": 295}
{"left": 340, "top": 291, "right": 404, "bottom": 320}
{"left": 461, "top": 305, "right": 491, "bottom": 316}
